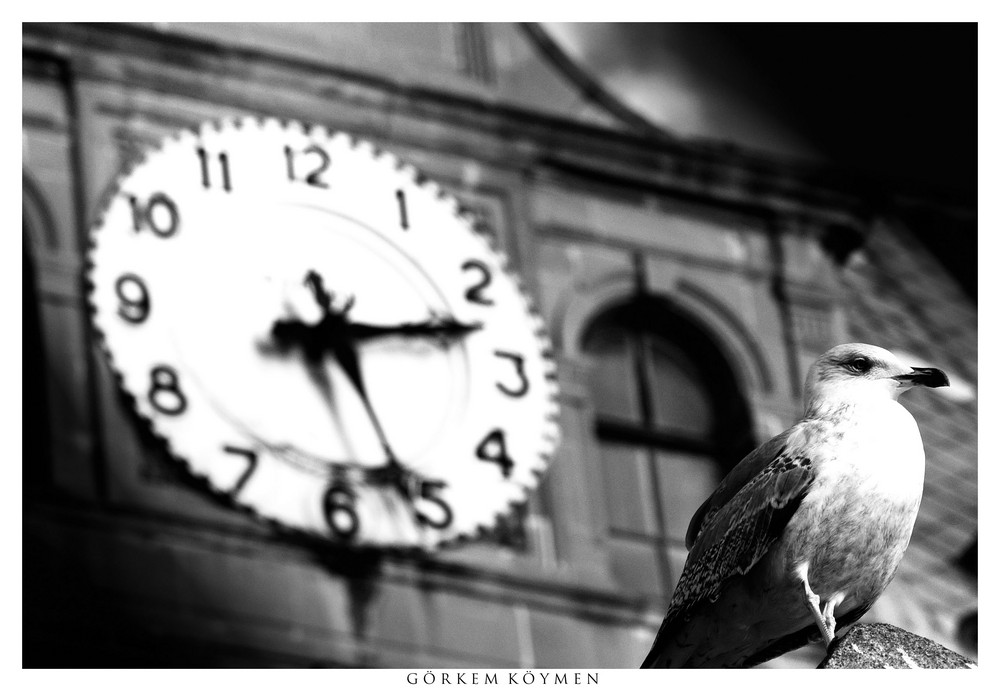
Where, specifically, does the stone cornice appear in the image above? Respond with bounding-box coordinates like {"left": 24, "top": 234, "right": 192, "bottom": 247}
{"left": 22, "top": 22, "right": 922, "bottom": 231}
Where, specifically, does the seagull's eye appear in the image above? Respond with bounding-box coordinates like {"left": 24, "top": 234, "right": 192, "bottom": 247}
{"left": 845, "top": 357, "right": 873, "bottom": 373}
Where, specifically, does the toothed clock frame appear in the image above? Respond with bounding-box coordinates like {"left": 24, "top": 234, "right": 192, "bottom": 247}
{"left": 87, "top": 117, "right": 559, "bottom": 549}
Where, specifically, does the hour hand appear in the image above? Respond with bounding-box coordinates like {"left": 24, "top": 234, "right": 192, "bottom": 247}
{"left": 269, "top": 317, "right": 326, "bottom": 363}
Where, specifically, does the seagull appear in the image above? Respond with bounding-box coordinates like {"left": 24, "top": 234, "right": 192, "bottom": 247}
{"left": 640, "top": 343, "right": 949, "bottom": 668}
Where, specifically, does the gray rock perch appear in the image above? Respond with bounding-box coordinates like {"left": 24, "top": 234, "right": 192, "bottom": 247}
{"left": 819, "top": 623, "right": 976, "bottom": 669}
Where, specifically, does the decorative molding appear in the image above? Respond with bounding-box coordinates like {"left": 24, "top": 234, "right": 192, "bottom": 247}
{"left": 674, "top": 279, "right": 775, "bottom": 395}
{"left": 518, "top": 23, "right": 669, "bottom": 139}
{"left": 22, "top": 23, "right": 889, "bottom": 226}
{"left": 25, "top": 500, "right": 655, "bottom": 626}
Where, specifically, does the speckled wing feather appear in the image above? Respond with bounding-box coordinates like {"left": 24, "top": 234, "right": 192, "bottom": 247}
{"left": 684, "top": 427, "right": 794, "bottom": 549}
{"left": 641, "top": 425, "right": 816, "bottom": 668}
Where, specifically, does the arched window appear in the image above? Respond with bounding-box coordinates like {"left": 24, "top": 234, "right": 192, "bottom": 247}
{"left": 581, "top": 295, "right": 753, "bottom": 601}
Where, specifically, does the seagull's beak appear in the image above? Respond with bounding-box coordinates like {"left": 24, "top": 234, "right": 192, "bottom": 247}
{"left": 892, "top": 367, "right": 950, "bottom": 388}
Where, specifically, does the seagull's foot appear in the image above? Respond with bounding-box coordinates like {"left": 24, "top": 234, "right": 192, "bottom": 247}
{"left": 821, "top": 614, "right": 837, "bottom": 646}
{"left": 819, "top": 621, "right": 835, "bottom": 649}
{"left": 811, "top": 611, "right": 834, "bottom": 648}
{"left": 799, "top": 570, "right": 836, "bottom": 647}
{"left": 820, "top": 594, "right": 843, "bottom": 648}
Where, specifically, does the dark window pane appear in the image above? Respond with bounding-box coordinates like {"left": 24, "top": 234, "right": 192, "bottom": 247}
{"left": 606, "top": 537, "right": 666, "bottom": 601}
{"left": 599, "top": 442, "right": 660, "bottom": 537}
{"left": 655, "top": 449, "right": 720, "bottom": 544}
{"left": 583, "top": 325, "right": 642, "bottom": 424}
{"left": 647, "top": 337, "right": 713, "bottom": 437}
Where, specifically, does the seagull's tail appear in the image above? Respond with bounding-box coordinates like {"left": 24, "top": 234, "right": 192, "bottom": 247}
{"left": 640, "top": 616, "right": 692, "bottom": 668}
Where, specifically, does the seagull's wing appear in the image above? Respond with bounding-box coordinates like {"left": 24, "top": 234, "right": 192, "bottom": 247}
{"left": 641, "top": 424, "right": 817, "bottom": 668}
{"left": 685, "top": 427, "right": 794, "bottom": 549}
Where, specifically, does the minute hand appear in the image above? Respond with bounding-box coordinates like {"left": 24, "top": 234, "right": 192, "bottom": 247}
{"left": 349, "top": 317, "right": 483, "bottom": 342}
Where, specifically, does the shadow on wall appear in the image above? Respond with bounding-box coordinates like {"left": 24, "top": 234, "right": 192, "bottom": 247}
{"left": 22, "top": 525, "right": 389, "bottom": 668}
{"left": 23, "top": 532, "right": 188, "bottom": 668}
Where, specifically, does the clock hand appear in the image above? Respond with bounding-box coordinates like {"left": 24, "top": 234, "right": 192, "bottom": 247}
{"left": 348, "top": 315, "right": 482, "bottom": 343}
{"left": 271, "top": 271, "right": 463, "bottom": 499}
{"left": 308, "top": 272, "right": 405, "bottom": 468}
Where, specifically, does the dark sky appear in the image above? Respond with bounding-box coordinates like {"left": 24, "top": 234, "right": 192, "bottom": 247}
{"left": 727, "top": 24, "right": 978, "bottom": 299}
{"left": 544, "top": 23, "right": 978, "bottom": 297}
{"left": 547, "top": 23, "right": 977, "bottom": 202}
{"left": 711, "top": 23, "right": 978, "bottom": 204}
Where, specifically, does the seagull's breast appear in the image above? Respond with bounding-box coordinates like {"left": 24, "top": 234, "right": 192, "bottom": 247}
{"left": 778, "top": 401, "right": 925, "bottom": 609}
{"left": 837, "top": 399, "right": 926, "bottom": 505}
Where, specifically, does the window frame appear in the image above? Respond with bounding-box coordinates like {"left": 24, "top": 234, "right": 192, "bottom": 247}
{"left": 582, "top": 294, "right": 754, "bottom": 599}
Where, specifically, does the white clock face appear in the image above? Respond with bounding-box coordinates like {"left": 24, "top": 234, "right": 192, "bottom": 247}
{"left": 88, "top": 117, "right": 559, "bottom": 548}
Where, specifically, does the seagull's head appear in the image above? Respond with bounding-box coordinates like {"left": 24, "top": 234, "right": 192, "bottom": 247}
{"left": 804, "top": 343, "right": 949, "bottom": 414}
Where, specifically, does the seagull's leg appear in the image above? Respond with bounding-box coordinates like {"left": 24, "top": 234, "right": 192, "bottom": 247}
{"left": 802, "top": 581, "right": 834, "bottom": 646}
{"left": 821, "top": 593, "right": 845, "bottom": 641}
{"left": 797, "top": 564, "right": 835, "bottom": 647}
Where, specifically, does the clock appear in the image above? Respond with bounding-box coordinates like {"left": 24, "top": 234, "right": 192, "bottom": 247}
{"left": 87, "top": 116, "right": 560, "bottom": 549}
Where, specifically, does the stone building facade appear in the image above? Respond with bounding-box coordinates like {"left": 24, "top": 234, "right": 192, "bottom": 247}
{"left": 22, "top": 23, "right": 977, "bottom": 667}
